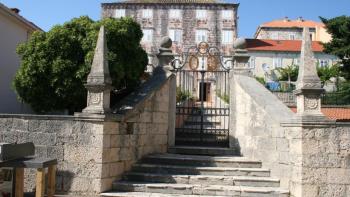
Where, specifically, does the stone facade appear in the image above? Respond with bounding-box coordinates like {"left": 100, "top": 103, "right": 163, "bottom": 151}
{"left": 101, "top": 1, "right": 238, "bottom": 62}
{"left": 0, "top": 73, "right": 174, "bottom": 195}
{"left": 256, "top": 27, "right": 315, "bottom": 41}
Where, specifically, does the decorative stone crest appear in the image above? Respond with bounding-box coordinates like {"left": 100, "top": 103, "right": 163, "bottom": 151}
{"left": 294, "top": 28, "right": 326, "bottom": 120}
{"left": 82, "top": 26, "right": 113, "bottom": 114}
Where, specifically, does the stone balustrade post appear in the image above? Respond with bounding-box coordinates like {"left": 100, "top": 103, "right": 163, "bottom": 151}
{"left": 232, "top": 38, "right": 251, "bottom": 76}
{"left": 294, "top": 28, "right": 327, "bottom": 120}
{"left": 154, "top": 37, "right": 176, "bottom": 147}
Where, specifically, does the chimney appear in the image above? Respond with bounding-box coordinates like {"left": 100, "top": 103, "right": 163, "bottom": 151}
{"left": 297, "top": 17, "right": 304, "bottom": 22}
{"left": 283, "top": 17, "right": 289, "bottom": 22}
{"left": 10, "top": 8, "right": 20, "bottom": 14}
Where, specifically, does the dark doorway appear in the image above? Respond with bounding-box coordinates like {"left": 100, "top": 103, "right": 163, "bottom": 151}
{"left": 199, "top": 82, "right": 210, "bottom": 102}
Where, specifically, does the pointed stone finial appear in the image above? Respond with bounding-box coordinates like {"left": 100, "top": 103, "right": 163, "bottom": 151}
{"left": 294, "top": 28, "right": 326, "bottom": 120}
{"left": 86, "top": 26, "right": 112, "bottom": 86}
{"left": 82, "top": 26, "right": 113, "bottom": 114}
{"left": 296, "top": 27, "right": 321, "bottom": 89}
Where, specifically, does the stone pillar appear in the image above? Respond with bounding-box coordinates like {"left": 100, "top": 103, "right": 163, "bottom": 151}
{"left": 232, "top": 38, "right": 251, "bottom": 76}
{"left": 154, "top": 37, "right": 176, "bottom": 147}
{"left": 294, "top": 28, "right": 326, "bottom": 120}
{"left": 82, "top": 26, "right": 113, "bottom": 114}
{"left": 155, "top": 36, "right": 175, "bottom": 74}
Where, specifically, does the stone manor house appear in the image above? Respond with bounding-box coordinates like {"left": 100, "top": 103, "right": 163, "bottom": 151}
{"left": 102, "top": 0, "right": 238, "bottom": 65}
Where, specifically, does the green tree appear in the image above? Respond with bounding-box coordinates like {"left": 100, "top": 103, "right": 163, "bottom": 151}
{"left": 13, "top": 16, "right": 147, "bottom": 113}
{"left": 320, "top": 16, "right": 350, "bottom": 79}
{"left": 317, "top": 63, "right": 341, "bottom": 84}
{"left": 275, "top": 64, "right": 299, "bottom": 82}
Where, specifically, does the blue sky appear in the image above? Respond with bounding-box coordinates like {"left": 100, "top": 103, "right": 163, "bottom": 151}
{"left": 1, "top": 0, "right": 349, "bottom": 38}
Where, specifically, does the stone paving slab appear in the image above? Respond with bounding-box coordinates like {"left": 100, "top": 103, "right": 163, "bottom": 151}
{"left": 113, "top": 182, "right": 289, "bottom": 196}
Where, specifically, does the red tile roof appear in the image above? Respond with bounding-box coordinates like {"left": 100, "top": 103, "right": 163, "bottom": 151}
{"left": 246, "top": 39, "right": 324, "bottom": 52}
{"left": 290, "top": 107, "right": 350, "bottom": 122}
{"left": 261, "top": 19, "right": 325, "bottom": 28}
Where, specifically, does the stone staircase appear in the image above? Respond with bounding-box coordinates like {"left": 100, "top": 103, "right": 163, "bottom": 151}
{"left": 101, "top": 147, "right": 289, "bottom": 197}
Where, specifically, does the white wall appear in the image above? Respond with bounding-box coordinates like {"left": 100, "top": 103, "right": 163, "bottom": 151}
{"left": 0, "top": 11, "right": 33, "bottom": 113}
{"left": 249, "top": 51, "right": 339, "bottom": 81}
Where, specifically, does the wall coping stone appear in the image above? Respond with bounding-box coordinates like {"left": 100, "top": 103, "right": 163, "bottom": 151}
{"left": 0, "top": 113, "right": 123, "bottom": 122}
{"left": 112, "top": 71, "right": 174, "bottom": 117}
{"left": 281, "top": 119, "right": 350, "bottom": 127}
{"left": 234, "top": 74, "right": 295, "bottom": 123}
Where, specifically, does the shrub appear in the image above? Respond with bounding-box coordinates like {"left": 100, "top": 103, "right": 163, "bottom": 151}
{"left": 13, "top": 16, "right": 148, "bottom": 113}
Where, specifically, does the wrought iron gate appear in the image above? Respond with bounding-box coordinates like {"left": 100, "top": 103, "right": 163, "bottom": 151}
{"left": 172, "top": 42, "right": 232, "bottom": 147}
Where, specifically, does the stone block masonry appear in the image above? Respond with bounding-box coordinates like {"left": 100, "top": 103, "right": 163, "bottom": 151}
{"left": 0, "top": 74, "right": 174, "bottom": 196}
{"left": 231, "top": 74, "right": 350, "bottom": 197}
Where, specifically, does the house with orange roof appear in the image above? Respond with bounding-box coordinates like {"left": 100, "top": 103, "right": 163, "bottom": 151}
{"left": 246, "top": 39, "right": 339, "bottom": 80}
{"left": 255, "top": 17, "right": 331, "bottom": 43}
{"left": 0, "top": 3, "right": 42, "bottom": 113}
{"left": 247, "top": 17, "right": 338, "bottom": 81}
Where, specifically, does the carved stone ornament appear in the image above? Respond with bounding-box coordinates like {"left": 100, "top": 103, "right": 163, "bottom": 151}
{"left": 189, "top": 56, "right": 199, "bottom": 70}
{"left": 304, "top": 97, "right": 318, "bottom": 110}
{"left": 207, "top": 55, "right": 218, "bottom": 71}
{"left": 198, "top": 42, "right": 209, "bottom": 54}
{"left": 88, "top": 93, "right": 102, "bottom": 105}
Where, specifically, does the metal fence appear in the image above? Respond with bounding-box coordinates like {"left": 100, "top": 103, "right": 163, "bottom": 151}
{"left": 272, "top": 91, "right": 350, "bottom": 106}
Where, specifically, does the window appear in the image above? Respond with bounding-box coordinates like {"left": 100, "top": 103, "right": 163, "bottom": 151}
{"left": 289, "top": 33, "right": 296, "bottom": 40}
{"left": 271, "top": 33, "right": 278, "bottom": 40}
{"left": 293, "top": 58, "right": 300, "bottom": 65}
{"left": 196, "top": 30, "right": 208, "bottom": 43}
{"left": 249, "top": 57, "right": 255, "bottom": 68}
{"left": 115, "top": 9, "right": 126, "bottom": 18}
{"left": 196, "top": 10, "right": 206, "bottom": 19}
{"left": 169, "top": 9, "right": 181, "bottom": 19}
{"left": 142, "top": 29, "right": 153, "bottom": 42}
{"left": 222, "top": 10, "right": 233, "bottom": 20}
{"left": 142, "top": 9, "right": 153, "bottom": 18}
{"left": 169, "top": 29, "right": 182, "bottom": 42}
{"left": 222, "top": 30, "right": 233, "bottom": 44}
{"left": 273, "top": 57, "right": 283, "bottom": 68}
{"left": 319, "top": 59, "right": 329, "bottom": 67}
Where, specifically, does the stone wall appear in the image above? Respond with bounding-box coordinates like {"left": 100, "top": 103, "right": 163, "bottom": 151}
{"left": 231, "top": 74, "right": 350, "bottom": 197}
{"left": 0, "top": 74, "right": 174, "bottom": 196}
{"left": 231, "top": 74, "right": 296, "bottom": 190}
{"left": 281, "top": 122, "right": 350, "bottom": 197}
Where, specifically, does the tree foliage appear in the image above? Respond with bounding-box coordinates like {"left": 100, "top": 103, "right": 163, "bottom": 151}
{"left": 320, "top": 16, "right": 350, "bottom": 79}
{"left": 276, "top": 64, "right": 299, "bottom": 82}
{"left": 14, "top": 16, "right": 147, "bottom": 113}
{"left": 317, "top": 63, "right": 341, "bottom": 83}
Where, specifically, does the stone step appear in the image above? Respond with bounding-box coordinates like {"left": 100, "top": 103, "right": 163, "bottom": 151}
{"left": 101, "top": 192, "right": 226, "bottom": 197}
{"left": 142, "top": 154, "right": 262, "bottom": 168}
{"left": 180, "top": 125, "right": 224, "bottom": 129}
{"left": 101, "top": 191, "right": 228, "bottom": 197}
{"left": 123, "top": 173, "right": 280, "bottom": 187}
{"left": 168, "top": 146, "right": 238, "bottom": 156}
{"left": 132, "top": 164, "right": 270, "bottom": 177}
{"left": 184, "top": 121, "right": 221, "bottom": 126}
{"left": 112, "top": 182, "right": 289, "bottom": 197}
